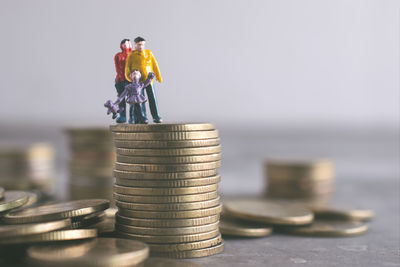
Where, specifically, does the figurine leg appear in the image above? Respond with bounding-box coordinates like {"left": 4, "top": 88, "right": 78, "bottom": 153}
{"left": 134, "top": 103, "right": 147, "bottom": 124}
{"left": 115, "top": 81, "right": 126, "bottom": 123}
{"left": 145, "top": 84, "right": 162, "bottom": 123}
{"left": 128, "top": 104, "right": 136, "bottom": 124}
{"left": 138, "top": 88, "right": 149, "bottom": 124}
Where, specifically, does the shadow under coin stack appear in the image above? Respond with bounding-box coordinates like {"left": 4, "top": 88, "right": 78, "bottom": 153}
{"left": 66, "top": 128, "right": 115, "bottom": 203}
{"left": 111, "top": 123, "right": 224, "bottom": 259}
{"left": 265, "top": 158, "right": 335, "bottom": 204}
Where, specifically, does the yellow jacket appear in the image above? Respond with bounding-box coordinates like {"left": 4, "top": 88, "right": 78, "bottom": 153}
{"left": 125, "top": 49, "right": 162, "bottom": 84}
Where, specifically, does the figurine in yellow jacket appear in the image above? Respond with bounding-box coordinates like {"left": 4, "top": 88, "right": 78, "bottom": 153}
{"left": 125, "top": 37, "right": 163, "bottom": 124}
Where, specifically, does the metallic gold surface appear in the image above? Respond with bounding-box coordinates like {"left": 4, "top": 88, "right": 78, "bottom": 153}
{"left": 0, "top": 219, "right": 71, "bottom": 238}
{"left": 113, "top": 184, "right": 218, "bottom": 196}
{"left": 149, "top": 234, "right": 223, "bottom": 253}
{"left": 113, "top": 191, "right": 219, "bottom": 204}
{"left": 0, "top": 191, "right": 29, "bottom": 213}
{"left": 0, "top": 229, "right": 97, "bottom": 244}
{"left": 116, "top": 153, "right": 221, "bottom": 164}
{"left": 116, "top": 221, "right": 219, "bottom": 235}
{"left": 114, "top": 138, "right": 220, "bottom": 149}
{"left": 115, "top": 175, "right": 221, "bottom": 187}
{"left": 219, "top": 217, "right": 273, "bottom": 237}
{"left": 118, "top": 205, "right": 222, "bottom": 219}
{"left": 116, "top": 145, "right": 221, "bottom": 156}
{"left": 113, "top": 130, "right": 219, "bottom": 141}
{"left": 309, "top": 205, "right": 375, "bottom": 221}
{"left": 114, "top": 169, "right": 218, "bottom": 180}
{"left": 115, "top": 197, "right": 220, "bottom": 211}
{"left": 115, "top": 161, "right": 221, "bottom": 173}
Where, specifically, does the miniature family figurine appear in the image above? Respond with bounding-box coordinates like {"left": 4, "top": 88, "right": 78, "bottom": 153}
{"left": 105, "top": 37, "right": 163, "bottom": 124}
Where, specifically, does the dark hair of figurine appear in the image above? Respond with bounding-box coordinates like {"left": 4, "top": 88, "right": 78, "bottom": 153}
{"left": 134, "top": 37, "right": 146, "bottom": 43}
{"left": 120, "top": 39, "right": 130, "bottom": 45}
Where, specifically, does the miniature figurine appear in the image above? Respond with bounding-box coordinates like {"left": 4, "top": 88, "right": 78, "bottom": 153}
{"left": 105, "top": 71, "right": 155, "bottom": 124}
{"left": 113, "top": 39, "right": 133, "bottom": 123}
{"left": 125, "top": 37, "right": 163, "bottom": 124}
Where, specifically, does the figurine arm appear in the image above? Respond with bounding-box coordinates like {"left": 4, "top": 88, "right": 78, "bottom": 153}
{"left": 125, "top": 54, "right": 133, "bottom": 82}
{"left": 143, "top": 72, "right": 155, "bottom": 88}
{"left": 115, "top": 88, "right": 128, "bottom": 105}
{"left": 151, "top": 52, "right": 163, "bottom": 83}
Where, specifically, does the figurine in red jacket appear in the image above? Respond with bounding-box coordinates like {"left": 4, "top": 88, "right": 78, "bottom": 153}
{"left": 114, "top": 39, "right": 133, "bottom": 123}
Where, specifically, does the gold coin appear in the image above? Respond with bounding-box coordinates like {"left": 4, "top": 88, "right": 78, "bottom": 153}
{"left": 116, "top": 221, "right": 219, "bottom": 235}
{"left": 116, "top": 175, "right": 221, "bottom": 188}
{"left": 278, "top": 220, "right": 368, "bottom": 237}
{"left": 0, "top": 219, "right": 71, "bottom": 238}
{"left": 113, "top": 130, "right": 219, "bottom": 141}
{"left": 117, "top": 145, "right": 221, "bottom": 157}
{"left": 115, "top": 161, "right": 221, "bottom": 172}
{"left": 71, "top": 212, "right": 105, "bottom": 229}
{"left": 114, "top": 184, "right": 218, "bottom": 196}
{"left": 115, "top": 197, "right": 220, "bottom": 211}
{"left": 149, "top": 234, "right": 222, "bottom": 252}
{"left": 3, "top": 199, "right": 110, "bottom": 224}
{"left": 114, "top": 169, "right": 218, "bottom": 180}
{"left": 151, "top": 242, "right": 224, "bottom": 259}
{"left": 143, "top": 257, "right": 201, "bottom": 267}
{"left": 223, "top": 199, "right": 313, "bottom": 225}
{"left": 27, "top": 238, "right": 149, "bottom": 266}
{"left": 219, "top": 217, "right": 273, "bottom": 237}
{"left": 113, "top": 191, "right": 219, "bottom": 204}
{"left": 110, "top": 123, "right": 216, "bottom": 132}
{"left": 309, "top": 205, "right": 375, "bottom": 221}
{"left": 116, "top": 153, "right": 221, "bottom": 164}
{"left": 117, "top": 229, "right": 220, "bottom": 244}
{"left": 0, "top": 229, "right": 97, "bottom": 244}
{"left": 116, "top": 213, "right": 220, "bottom": 228}
{"left": 88, "top": 216, "right": 115, "bottom": 234}
{"left": 118, "top": 205, "right": 222, "bottom": 219}
{"left": 114, "top": 138, "right": 220, "bottom": 149}
{"left": 0, "top": 191, "right": 29, "bottom": 213}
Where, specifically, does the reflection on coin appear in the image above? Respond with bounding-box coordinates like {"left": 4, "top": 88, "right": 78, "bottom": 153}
{"left": 114, "top": 138, "right": 220, "bottom": 149}
{"left": 71, "top": 212, "right": 105, "bottom": 229}
{"left": 116, "top": 213, "right": 220, "bottom": 228}
{"left": 149, "top": 234, "right": 223, "bottom": 253}
{"left": 116, "top": 221, "right": 219, "bottom": 236}
{"left": 27, "top": 238, "right": 149, "bottom": 266}
{"left": 0, "top": 229, "right": 97, "bottom": 244}
{"left": 116, "top": 153, "right": 221, "bottom": 164}
{"left": 223, "top": 199, "right": 313, "bottom": 225}
{"left": 115, "top": 197, "right": 220, "bottom": 211}
{"left": 309, "top": 205, "right": 375, "bottom": 221}
{"left": 3, "top": 199, "right": 110, "bottom": 224}
{"left": 115, "top": 161, "right": 221, "bottom": 173}
{"left": 219, "top": 217, "right": 273, "bottom": 237}
{"left": 278, "top": 220, "right": 368, "bottom": 237}
{"left": 113, "top": 191, "right": 219, "bottom": 204}
{"left": 118, "top": 205, "right": 222, "bottom": 219}
{"left": 118, "top": 229, "right": 220, "bottom": 244}
{"left": 143, "top": 257, "right": 202, "bottom": 267}
{"left": 117, "top": 145, "right": 221, "bottom": 156}
{"left": 152, "top": 242, "right": 224, "bottom": 259}
{"left": 0, "top": 219, "right": 71, "bottom": 238}
{"left": 0, "top": 191, "right": 28, "bottom": 213}
{"left": 110, "top": 123, "right": 216, "bottom": 132}
{"left": 116, "top": 175, "right": 221, "bottom": 188}
{"left": 112, "top": 130, "right": 219, "bottom": 141}
{"left": 114, "top": 169, "right": 218, "bottom": 180}
{"left": 114, "top": 184, "right": 218, "bottom": 196}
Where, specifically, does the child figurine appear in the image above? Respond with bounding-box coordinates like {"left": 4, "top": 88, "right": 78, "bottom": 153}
{"left": 105, "top": 70, "right": 155, "bottom": 124}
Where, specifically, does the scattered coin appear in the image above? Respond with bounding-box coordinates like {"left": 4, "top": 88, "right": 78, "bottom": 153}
{"left": 0, "top": 191, "right": 29, "bottom": 213}
{"left": 27, "top": 238, "right": 149, "bottom": 266}
{"left": 0, "top": 219, "right": 71, "bottom": 238}
{"left": 309, "top": 205, "right": 375, "bottom": 221}
{"left": 223, "top": 199, "right": 313, "bottom": 225}
{"left": 0, "top": 229, "right": 97, "bottom": 244}
{"left": 3, "top": 199, "right": 110, "bottom": 224}
{"left": 219, "top": 217, "right": 273, "bottom": 237}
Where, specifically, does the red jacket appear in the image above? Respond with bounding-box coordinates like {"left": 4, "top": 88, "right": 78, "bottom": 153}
{"left": 114, "top": 45, "right": 132, "bottom": 83}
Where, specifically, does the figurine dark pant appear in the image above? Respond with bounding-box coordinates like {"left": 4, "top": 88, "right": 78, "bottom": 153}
{"left": 129, "top": 103, "right": 146, "bottom": 124}
{"left": 135, "top": 84, "right": 161, "bottom": 123}
{"left": 115, "top": 81, "right": 129, "bottom": 117}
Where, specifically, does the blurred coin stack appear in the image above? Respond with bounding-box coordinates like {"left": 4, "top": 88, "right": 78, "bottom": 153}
{"left": 265, "top": 158, "right": 334, "bottom": 203}
{"left": 65, "top": 128, "right": 115, "bottom": 203}
{"left": 0, "top": 143, "right": 55, "bottom": 194}
{"left": 111, "top": 123, "right": 224, "bottom": 258}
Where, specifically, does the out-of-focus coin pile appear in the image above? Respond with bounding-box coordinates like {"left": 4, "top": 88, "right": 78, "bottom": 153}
{"left": 111, "top": 123, "right": 224, "bottom": 259}
{"left": 0, "top": 143, "right": 55, "bottom": 194}
{"left": 65, "top": 128, "right": 115, "bottom": 203}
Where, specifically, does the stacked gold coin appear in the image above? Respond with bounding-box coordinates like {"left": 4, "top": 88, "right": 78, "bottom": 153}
{"left": 0, "top": 143, "right": 55, "bottom": 194}
{"left": 265, "top": 158, "right": 334, "bottom": 202}
{"left": 65, "top": 128, "right": 115, "bottom": 203}
{"left": 111, "top": 123, "right": 224, "bottom": 259}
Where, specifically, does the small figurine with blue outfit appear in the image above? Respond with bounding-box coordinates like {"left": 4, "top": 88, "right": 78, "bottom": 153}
{"left": 105, "top": 71, "right": 155, "bottom": 123}
{"left": 113, "top": 39, "right": 133, "bottom": 123}
{"left": 125, "top": 37, "right": 163, "bottom": 123}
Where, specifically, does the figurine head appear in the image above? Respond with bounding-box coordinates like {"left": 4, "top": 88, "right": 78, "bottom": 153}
{"left": 120, "top": 39, "right": 132, "bottom": 52}
{"left": 130, "top": 69, "right": 141, "bottom": 81}
{"left": 134, "top": 37, "right": 146, "bottom": 52}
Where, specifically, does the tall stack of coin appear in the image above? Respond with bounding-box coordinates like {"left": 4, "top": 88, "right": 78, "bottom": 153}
{"left": 111, "top": 123, "right": 224, "bottom": 258}
{"left": 65, "top": 128, "right": 115, "bottom": 202}
{"left": 265, "top": 158, "right": 334, "bottom": 203}
{"left": 0, "top": 143, "right": 55, "bottom": 194}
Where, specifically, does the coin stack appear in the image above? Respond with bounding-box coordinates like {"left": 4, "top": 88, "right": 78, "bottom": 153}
{"left": 0, "top": 143, "right": 55, "bottom": 194}
{"left": 65, "top": 128, "right": 115, "bottom": 203}
{"left": 111, "top": 123, "right": 224, "bottom": 259}
{"left": 264, "top": 158, "right": 335, "bottom": 203}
